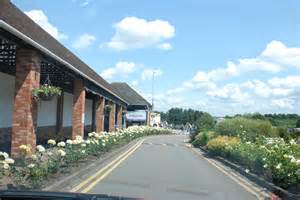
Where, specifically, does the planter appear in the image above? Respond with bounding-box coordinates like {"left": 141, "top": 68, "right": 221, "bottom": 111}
{"left": 104, "top": 105, "right": 112, "bottom": 113}
{"left": 33, "top": 85, "right": 62, "bottom": 101}
{"left": 36, "top": 93, "right": 55, "bottom": 101}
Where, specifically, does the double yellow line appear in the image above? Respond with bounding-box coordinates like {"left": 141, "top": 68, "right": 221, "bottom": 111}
{"left": 70, "top": 139, "right": 144, "bottom": 193}
{"left": 189, "top": 147, "right": 267, "bottom": 200}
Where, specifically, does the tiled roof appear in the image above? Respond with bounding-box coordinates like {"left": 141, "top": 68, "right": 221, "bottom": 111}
{"left": 111, "top": 82, "right": 151, "bottom": 108}
{"left": 0, "top": 0, "right": 125, "bottom": 103}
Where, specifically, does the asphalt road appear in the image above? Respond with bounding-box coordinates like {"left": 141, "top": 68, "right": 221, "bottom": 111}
{"left": 89, "top": 135, "right": 257, "bottom": 200}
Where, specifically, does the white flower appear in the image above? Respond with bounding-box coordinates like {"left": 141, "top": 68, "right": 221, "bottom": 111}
{"left": 85, "top": 140, "right": 91, "bottom": 144}
{"left": 47, "top": 139, "right": 56, "bottom": 146}
{"left": 245, "top": 169, "right": 250, "bottom": 173}
{"left": 296, "top": 160, "right": 300, "bottom": 165}
{"left": 290, "top": 157, "right": 297, "bottom": 163}
{"left": 290, "top": 139, "right": 297, "bottom": 145}
{"left": 5, "top": 158, "right": 14, "bottom": 164}
{"left": 47, "top": 152, "right": 53, "bottom": 156}
{"left": 58, "top": 149, "right": 66, "bottom": 157}
{"left": 276, "top": 163, "right": 282, "bottom": 169}
{"left": 262, "top": 157, "right": 266, "bottom": 161}
{"left": 81, "top": 150, "right": 86, "bottom": 154}
{"left": 263, "top": 164, "right": 268, "bottom": 168}
{"left": 81, "top": 143, "right": 86, "bottom": 147}
{"left": 88, "top": 132, "right": 94, "bottom": 137}
{"left": 31, "top": 154, "right": 37, "bottom": 160}
{"left": 0, "top": 152, "right": 9, "bottom": 159}
{"left": 246, "top": 141, "right": 251, "bottom": 145}
{"left": 3, "top": 163, "right": 10, "bottom": 169}
{"left": 36, "top": 145, "right": 45, "bottom": 153}
{"left": 28, "top": 164, "right": 35, "bottom": 168}
{"left": 57, "top": 141, "right": 66, "bottom": 147}
{"left": 66, "top": 139, "right": 73, "bottom": 145}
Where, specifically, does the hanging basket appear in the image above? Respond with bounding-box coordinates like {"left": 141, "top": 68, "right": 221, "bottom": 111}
{"left": 37, "top": 93, "right": 55, "bottom": 101}
{"left": 33, "top": 84, "right": 62, "bottom": 101}
{"left": 104, "top": 105, "right": 112, "bottom": 113}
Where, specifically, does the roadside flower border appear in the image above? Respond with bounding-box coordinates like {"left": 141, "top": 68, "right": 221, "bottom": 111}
{"left": 0, "top": 126, "right": 171, "bottom": 188}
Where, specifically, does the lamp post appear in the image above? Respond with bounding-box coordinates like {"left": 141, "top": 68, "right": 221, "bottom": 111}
{"left": 151, "top": 70, "right": 156, "bottom": 111}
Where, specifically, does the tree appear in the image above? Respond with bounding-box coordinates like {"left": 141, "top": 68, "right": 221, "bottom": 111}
{"left": 196, "top": 112, "right": 214, "bottom": 133}
{"left": 296, "top": 119, "right": 300, "bottom": 128}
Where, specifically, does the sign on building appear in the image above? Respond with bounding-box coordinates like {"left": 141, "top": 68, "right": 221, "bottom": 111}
{"left": 126, "top": 110, "right": 147, "bottom": 122}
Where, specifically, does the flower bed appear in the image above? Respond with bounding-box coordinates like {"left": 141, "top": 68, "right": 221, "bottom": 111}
{"left": 0, "top": 126, "right": 171, "bottom": 188}
{"left": 205, "top": 135, "right": 300, "bottom": 190}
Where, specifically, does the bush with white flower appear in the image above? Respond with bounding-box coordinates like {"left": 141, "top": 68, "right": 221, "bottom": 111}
{"left": 6, "top": 126, "right": 171, "bottom": 188}
{"left": 204, "top": 134, "right": 300, "bottom": 189}
{"left": 0, "top": 152, "right": 14, "bottom": 177}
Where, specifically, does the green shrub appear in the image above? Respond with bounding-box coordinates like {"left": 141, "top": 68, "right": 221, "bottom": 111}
{"left": 195, "top": 112, "right": 215, "bottom": 133}
{"left": 206, "top": 136, "right": 240, "bottom": 155}
{"left": 273, "top": 127, "right": 292, "bottom": 141}
{"left": 216, "top": 117, "right": 275, "bottom": 141}
{"left": 206, "top": 136, "right": 300, "bottom": 189}
{"left": 192, "top": 131, "right": 216, "bottom": 147}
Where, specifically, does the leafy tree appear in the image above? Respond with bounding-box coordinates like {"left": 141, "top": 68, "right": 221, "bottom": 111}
{"left": 161, "top": 107, "right": 205, "bottom": 126}
{"left": 296, "top": 119, "right": 300, "bottom": 128}
{"left": 196, "top": 112, "right": 214, "bottom": 132}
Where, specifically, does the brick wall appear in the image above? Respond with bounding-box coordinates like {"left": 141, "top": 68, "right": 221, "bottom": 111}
{"left": 72, "top": 79, "right": 85, "bottom": 139}
{"left": 11, "top": 48, "right": 41, "bottom": 157}
{"left": 117, "top": 106, "right": 122, "bottom": 129}
{"left": 95, "top": 97, "right": 104, "bottom": 132}
{"left": 109, "top": 102, "right": 116, "bottom": 132}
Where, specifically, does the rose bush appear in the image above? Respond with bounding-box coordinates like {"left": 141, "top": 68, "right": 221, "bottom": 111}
{"left": 2, "top": 126, "right": 171, "bottom": 188}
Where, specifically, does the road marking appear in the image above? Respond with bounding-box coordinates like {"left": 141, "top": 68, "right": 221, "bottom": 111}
{"left": 81, "top": 140, "right": 144, "bottom": 193}
{"left": 70, "top": 139, "right": 144, "bottom": 193}
{"left": 189, "top": 147, "right": 265, "bottom": 200}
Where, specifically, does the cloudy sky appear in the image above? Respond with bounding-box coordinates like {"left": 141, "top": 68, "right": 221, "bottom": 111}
{"left": 13, "top": 0, "right": 300, "bottom": 116}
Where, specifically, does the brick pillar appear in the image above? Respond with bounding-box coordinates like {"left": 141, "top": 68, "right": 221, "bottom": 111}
{"left": 11, "top": 48, "right": 41, "bottom": 157}
{"left": 147, "top": 111, "right": 151, "bottom": 126}
{"left": 72, "top": 79, "right": 85, "bottom": 139}
{"left": 109, "top": 102, "right": 116, "bottom": 132}
{"left": 117, "top": 106, "right": 122, "bottom": 129}
{"left": 95, "top": 96, "right": 105, "bottom": 132}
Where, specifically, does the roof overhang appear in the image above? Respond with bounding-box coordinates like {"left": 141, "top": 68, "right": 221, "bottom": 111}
{"left": 0, "top": 19, "right": 128, "bottom": 105}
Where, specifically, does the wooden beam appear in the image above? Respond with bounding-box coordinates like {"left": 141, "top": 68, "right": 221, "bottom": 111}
{"left": 56, "top": 91, "right": 64, "bottom": 133}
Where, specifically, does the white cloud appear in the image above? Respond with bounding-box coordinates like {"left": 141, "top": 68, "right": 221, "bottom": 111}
{"left": 271, "top": 98, "right": 295, "bottom": 109}
{"left": 268, "top": 75, "right": 300, "bottom": 88}
{"left": 72, "top": 33, "right": 96, "bottom": 49}
{"left": 262, "top": 40, "right": 300, "bottom": 68}
{"left": 100, "top": 61, "right": 137, "bottom": 80}
{"left": 157, "top": 43, "right": 172, "bottom": 50}
{"left": 166, "top": 87, "right": 185, "bottom": 95}
{"left": 141, "top": 68, "right": 163, "bottom": 80}
{"left": 25, "top": 10, "right": 68, "bottom": 40}
{"left": 131, "top": 80, "right": 139, "bottom": 87}
{"left": 187, "top": 40, "right": 300, "bottom": 90}
{"left": 207, "top": 83, "right": 249, "bottom": 103}
{"left": 106, "top": 17, "right": 175, "bottom": 50}
{"left": 242, "top": 79, "right": 296, "bottom": 98}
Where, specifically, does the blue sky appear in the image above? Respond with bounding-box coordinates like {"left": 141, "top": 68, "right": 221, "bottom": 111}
{"left": 13, "top": 0, "right": 300, "bottom": 115}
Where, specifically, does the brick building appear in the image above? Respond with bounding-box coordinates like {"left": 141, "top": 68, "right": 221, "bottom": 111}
{"left": 0, "top": 0, "right": 128, "bottom": 157}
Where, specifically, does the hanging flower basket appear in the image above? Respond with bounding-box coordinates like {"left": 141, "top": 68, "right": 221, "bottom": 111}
{"left": 104, "top": 105, "right": 112, "bottom": 113}
{"left": 33, "top": 84, "right": 62, "bottom": 101}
